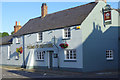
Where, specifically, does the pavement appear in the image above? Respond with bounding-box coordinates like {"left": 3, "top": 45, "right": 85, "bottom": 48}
{"left": 0, "top": 65, "right": 119, "bottom": 79}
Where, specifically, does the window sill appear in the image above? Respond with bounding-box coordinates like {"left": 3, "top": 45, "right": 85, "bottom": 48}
{"left": 106, "top": 59, "right": 113, "bottom": 61}
{"left": 36, "top": 60, "right": 44, "bottom": 61}
{"left": 64, "top": 60, "right": 77, "bottom": 62}
{"left": 36, "top": 41, "right": 42, "bottom": 43}
{"left": 62, "top": 38, "right": 71, "bottom": 40}
{"left": 16, "top": 43, "right": 20, "bottom": 44}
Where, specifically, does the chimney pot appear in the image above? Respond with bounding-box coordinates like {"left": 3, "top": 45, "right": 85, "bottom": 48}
{"left": 14, "top": 21, "right": 22, "bottom": 33}
{"left": 16, "top": 21, "right": 17, "bottom": 25}
{"left": 18, "top": 21, "right": 20, "bottom": 25}
{"left": 41, "top": 3, "right": 48, "bottom": 17}
{"left": 95, "top": 0, "right": 106, "bottom": 3}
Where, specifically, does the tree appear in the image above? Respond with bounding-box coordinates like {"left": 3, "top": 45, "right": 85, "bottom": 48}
{"left": 11, "top": 31, "right": 14, "bottom": 35}
{"left": 0, "top": 32, "right": 2, "bottom": 37}
{"left": 0, "top": 32, "right": 9, "bottom": 37}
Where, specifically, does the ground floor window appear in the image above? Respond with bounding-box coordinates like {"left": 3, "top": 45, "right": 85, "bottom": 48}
{"left": 7, "top": 45, "right": 11, "bottom": 60}
{"left": 36, "top": 51, "right": 45, "bottom": 60}
{"left": 64, "top": 49, "right": 76, "bottom": 60}
{"left": 106, "top": 50, "right": 113, "bottom": 60}
{"left": 15, "top": 53, "right": 19, "bottom": 60}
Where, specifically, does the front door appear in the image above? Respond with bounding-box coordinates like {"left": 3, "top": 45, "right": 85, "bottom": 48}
{"left": 48, "top": 51, "right": 53, "bottom": 69}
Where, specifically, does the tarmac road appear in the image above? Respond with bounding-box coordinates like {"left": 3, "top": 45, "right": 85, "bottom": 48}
{"left": 0, "top": 66, "right": 119, "bottom": 79}
{"left": 1, "top": 68, "right": 65, "bottom": 78}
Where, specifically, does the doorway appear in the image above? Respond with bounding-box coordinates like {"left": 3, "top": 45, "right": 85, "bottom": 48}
{"left": 48, "top": 51, "right": 54, "bottom": 69}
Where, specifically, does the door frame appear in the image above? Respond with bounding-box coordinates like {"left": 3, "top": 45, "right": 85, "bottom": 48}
{"left": 47, "top": 51, "right": 54, "bottom": 69}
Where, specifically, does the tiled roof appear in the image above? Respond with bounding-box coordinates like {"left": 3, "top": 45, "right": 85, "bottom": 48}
{"left": 13, "top": 2, "right": 97, "bottom": 36}
{"left": 0, "top": 35, "right": 13, "bottom": 45}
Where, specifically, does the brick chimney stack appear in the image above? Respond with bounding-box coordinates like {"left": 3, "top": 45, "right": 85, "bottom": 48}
{"left": 95, "top": 0, "right": 106, "bottom": 3}
{"left": 14, "top": 21, "right": 22, "bottom": 33}
{"left": 41, "top": 3, "right": 47, "bottom": 17}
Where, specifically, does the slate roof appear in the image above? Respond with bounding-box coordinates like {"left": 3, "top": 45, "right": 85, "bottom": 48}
{"left": 0, "top": 35, "right": 13, "bottom": 45}
{"left": 13, "top": 2, "right": 97, "bottom": 37}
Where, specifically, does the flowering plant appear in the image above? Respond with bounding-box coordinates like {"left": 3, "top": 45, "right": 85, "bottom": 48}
{"left": 16, "top": 47, "right": 23, "bottom": 57}
{"left": 59, "top": 43, "right": 68, "bottom": 48}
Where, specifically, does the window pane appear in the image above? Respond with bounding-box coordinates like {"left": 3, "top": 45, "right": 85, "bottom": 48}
{"left": 68, "top": 32, "right": 70, "bottom": 35}
{"left": 68, "top": 35, "right": 70, "bottom": 37}
{"left": 74, "top": 57, "right": 76, "bottom": 59}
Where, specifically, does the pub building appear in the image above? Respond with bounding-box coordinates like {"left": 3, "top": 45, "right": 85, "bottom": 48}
{"left": 0, "top": 0, "right": 119, "bottom": 72}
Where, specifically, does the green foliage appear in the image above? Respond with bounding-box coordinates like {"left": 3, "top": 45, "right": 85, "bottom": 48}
{"left": 11, "top": 31, "right": 14, "bottom": 35}
{"left": 0, "top": 32, "right": 9, "bottom": 37}
{"left": 0, "top": 32, "right": 2, "bottom": 37}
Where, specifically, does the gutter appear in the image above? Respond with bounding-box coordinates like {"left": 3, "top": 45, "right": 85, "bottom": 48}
{"left": 22, "top": 35, "right": 26, "bottom": 68}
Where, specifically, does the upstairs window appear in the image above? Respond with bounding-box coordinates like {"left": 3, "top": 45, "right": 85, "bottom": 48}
{"left": 65, "top": 49, "right": 76, "bottom": 60}
{"left": 106, "top": 50, "right": 113, "bottom": 60}
{"left": 16, "top": 37, "right": 20, "bottom": 44}
{"left": 37, "top": 32, "right": 43, "bottom": 42}
{"left": 63, "top": 28, "right": 71, "bottom": 39}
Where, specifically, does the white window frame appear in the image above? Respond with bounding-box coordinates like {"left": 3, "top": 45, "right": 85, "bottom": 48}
{"left": 36, "top": 51, "right": 45, "bottom": 60}
{"left": 7, "top": 45, "right": 11, "bottom": 60}
{"left": 64, "top": 49, "right": 76, "bottom": 60}
{"left": 37, "top": 32, "right": 43, "bottom": 42}
{"left": 106, "top": 50, "right": 113, "bottom": 60}
{"left": 63, "top": 28, "right": 71, "bottom": 39}
{"left": 16, "top": 37, "right": 20, "bottom": 44}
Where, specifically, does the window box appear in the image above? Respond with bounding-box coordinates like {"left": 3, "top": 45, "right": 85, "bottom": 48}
{"left": 59, "top": 42, "right": 69, "bottom": 49}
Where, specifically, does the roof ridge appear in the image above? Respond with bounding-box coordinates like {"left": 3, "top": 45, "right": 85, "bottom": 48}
{"left": 30, "top": 2, "right": 96, "bottom": 20}
{"left": 13, "top": 2, "right": 98, "bottom": 37}
{"left": 47, "top": 2, "right": 96, "bottom": 16}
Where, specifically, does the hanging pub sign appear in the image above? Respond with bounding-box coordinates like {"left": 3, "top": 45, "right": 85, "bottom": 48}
{"left": 103, "top": 4, "right": 112, "bottom": 25}
{"left": 104, "top": 11, "right": 111, "bottom": 21}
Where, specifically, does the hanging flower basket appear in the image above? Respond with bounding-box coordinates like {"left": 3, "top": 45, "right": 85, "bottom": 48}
{"left": 59, "top": 43, "right": 68, "bottom": 49}
{"left": 16, "top": 47, "right": 23, "bottom": 57}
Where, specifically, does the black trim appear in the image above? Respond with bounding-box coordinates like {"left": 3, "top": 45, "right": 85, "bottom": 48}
{"left": 64, "top": 60, "right": 77, "bottom": 62}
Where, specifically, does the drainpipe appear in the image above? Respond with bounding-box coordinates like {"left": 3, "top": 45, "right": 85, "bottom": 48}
{"left": 22, "top": 35, "right": 26, "bottom": 68}
{"left": 53, "top": 36, "right": 60, "bottom": 69}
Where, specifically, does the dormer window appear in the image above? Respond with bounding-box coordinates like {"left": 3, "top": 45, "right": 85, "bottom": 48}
{"left": 63, "top": 28, "right": 71, "bottom": 39}
{"left": 16, "top": 37, "right": 20, "bottom": 44}
{"left": 37, "top": 32, "right": 43, "bottom": 42}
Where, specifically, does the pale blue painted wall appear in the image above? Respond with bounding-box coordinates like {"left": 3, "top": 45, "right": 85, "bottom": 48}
{"left": 81, "top": 1, "right": 119, "bottom": 72}
{"left": 1, "top": 36, "right": 24, "bottom": 67}
{"left": 24, "top": 26, "right": 83, "bottom": 69}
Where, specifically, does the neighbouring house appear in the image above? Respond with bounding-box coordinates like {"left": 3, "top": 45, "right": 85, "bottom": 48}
{"left": 0, "top": 0, "right": 120, "bottom": 72}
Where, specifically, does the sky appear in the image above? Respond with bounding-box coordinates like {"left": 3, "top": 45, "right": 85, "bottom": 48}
{"left": 1, "top": 1, "right": 119, "bottom": 35}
